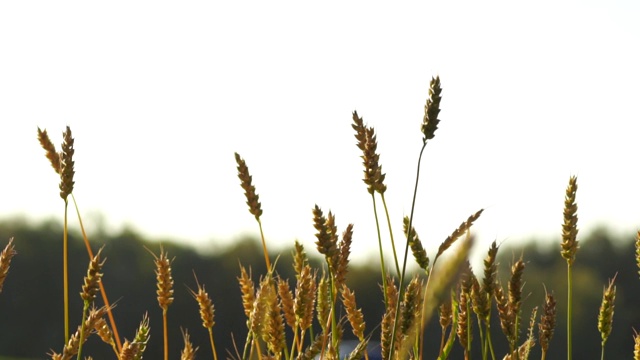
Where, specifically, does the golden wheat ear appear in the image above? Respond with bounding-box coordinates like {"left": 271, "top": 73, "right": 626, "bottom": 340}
{"left": 0, "top": 237, "right": 16, "bottom": 294}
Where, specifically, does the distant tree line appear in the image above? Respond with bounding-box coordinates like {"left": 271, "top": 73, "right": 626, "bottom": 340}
{"left": 0, "top": 218, "right": 638, "bottom": 359}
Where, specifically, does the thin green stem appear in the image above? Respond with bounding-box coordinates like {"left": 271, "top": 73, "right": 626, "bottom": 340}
{"left": 388, "top": 142, "right": 427, "bottom": 360}
{"left": 257, "top": 219, "right": 271, "bottom": 271}
{"left": 63, "top": 200, "right": 69, "bottom": 344}
{"left": 76, "top": 301, "right": 90, "bottom": 360}
{"left": 380, "top": 194, "right": 401, "bottom": 277}
{"left": 486, "top": 322, "right": 496, "bottom": 360}
{"left": 371, "top": 194, "right": 388, "bottom": 306}
{"left": 567, "top": 264, "right": 573, "bottom": 360}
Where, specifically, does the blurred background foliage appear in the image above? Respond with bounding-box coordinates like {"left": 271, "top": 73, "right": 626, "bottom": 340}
{"left": 0, "top": 219, "right": 638, "bottom": 359}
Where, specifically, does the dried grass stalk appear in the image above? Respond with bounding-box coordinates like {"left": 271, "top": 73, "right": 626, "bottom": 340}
{"left": 0, "top": 237, "right": 16, "bottom": 294}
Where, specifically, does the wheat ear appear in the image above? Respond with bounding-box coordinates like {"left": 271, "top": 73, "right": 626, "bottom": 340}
{"left": 234, "top": 152, "right": 271, "bottom": 270}
{"left": 189, "top": 273, "right": 218, "bottom": 360}
{"left": 561, "top": 175, "right": 579, "bottom": 360}
{"left": 539, "top": 288, "right": 556, "bottom": 360}
{"left": 148, "top": 246, "right": 174, "bottom": 360}
{"left": 598, "top": 275, "right": 617, "bottom": 360}
{"left": 0, "top": 237, "right": 16, "bottom": 294}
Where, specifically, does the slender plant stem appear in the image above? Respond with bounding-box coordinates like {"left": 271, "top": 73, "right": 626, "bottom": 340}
{"left": 388, "top": 142, "right": 427, "bottom": 360}
{"left": 208, "top": 328, "right": 218, "bottom": 360}
{"left": 257, "top": 219, "right": 271, "bottom": 271}
{"left": 63, "top": 200, "right": 70, "bottom": 344}
{"left": 76, "top": 302, "right": 90, "bottom": 360}
{"left": 567, "top": 264, "right": 573, "bottom": 360}
{"left": 71, "top": 194, "right": 122, "bottom": 353}
{"left": 163, "top": 309, "right": 169, "bottom": 360}
{"left": 380, "top": 194, "right": 401, "bottom": 277}
{"left": 486, "top": 323, "right": 496, "bottom": 360}
{"left": 371, "top": 194, "right": 388, "bottom": 306}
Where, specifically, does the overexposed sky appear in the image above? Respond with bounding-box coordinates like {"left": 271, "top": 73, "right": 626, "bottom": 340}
{"left": 1, "top": 1, "right": 639, "bottom": 264}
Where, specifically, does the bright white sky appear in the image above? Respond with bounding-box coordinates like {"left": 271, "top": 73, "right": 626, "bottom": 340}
{"left": 1, "top": 1, "right": 639, "bottom": 265}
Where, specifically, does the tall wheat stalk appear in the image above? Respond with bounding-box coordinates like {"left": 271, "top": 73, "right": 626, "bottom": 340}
{"left": 560, "top": 176, "right": 579, "bottom": 360}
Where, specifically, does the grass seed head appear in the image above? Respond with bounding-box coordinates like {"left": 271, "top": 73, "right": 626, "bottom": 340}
{"left": 37, "top": 127, "right": 61, "bottom": 174}
{"left": 234, "top": 152, "right": 263, "bottom": 220}
{"left": 561, "top": 175, "right": 579, "bottom": 265}
{"left": 421, "top": 76, "right": 442, "bottom": 143}
{"left": 0, "top": 237, "right": 16, "bottom": 294}
{"left": 59, "top": 126, "right": 75, "bottom": 201}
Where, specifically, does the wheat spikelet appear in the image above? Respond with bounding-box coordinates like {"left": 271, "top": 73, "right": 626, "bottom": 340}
{"left": 439, "top": 298, "right": 453, "bottom": 333}
{"left": 495, "top": 283, "right": 516, "bottom": 346}
{"left": 335, "top": 223, "right": 354, "bottom": 287}
{"left": 403, "top": 216, "right": 429, "bottom": 272}
{"left": 265, "top": 282, "right": 286, "bottom": 356}
{"left": 80, "top": 247, "right": 105, "bottom": 303}
{"left": 352, "top": 111, "right": 386, "bottom": 194}
{"left": 598, "top": 275, "right": 617, "bottom": 345}
{"left": 238, "top": 265, "right": 256, "bottom": 319}
{"left": 341, "top": 284, "right": 366, "bottom": 340}
{"left": 119, "top": 340, "right": 141, "bottom": 360}
{"left": 294, "top": 265, "right": 316, "bottom": 331}
{"left": 634, "top": 329, "right": 640, "bottom": 360}
{"left": 538, "top": 289, "right": 556, "bottom": 358}
{"left": 0, "top": 237, "right": 16, "bottom": 294}
{"left": 59, "top": 126, "right": 75, "bottom": 201}
{"left": 250, "top": 276, "right": 271, "bottom": 339}
{"left": 234, "top": 152, "right": 263, "bottom": 220}
{"left": 150, "top": 247, "right": 174, "bottom": 311}
{"left": 635, "top": 231, "right": 640, "bottom": 279}
{"left": 316, "top": 273, "right": 330, "bottom": 332}
{"left": 179, "top": 329, "right": 198, "bottom": 360}
{"left": 37, "top": 127, "right": 62, "bottom": 174}
{"left": 346, "top": 339, "right": 370, "bottom": 360}
{"left": 508, "top": 257, "right": 525, "bottom": 313}
{"left": 50, "top": 306, "right": 109, "bottom": 360}
{"left": 457, "top": 277, "right": 472, "bottom": 351}
{"left": 293, "top": 240, "right": 308, "bottom": 280}
{"left": 277, "top": 278, "right": 296, "bottom": 330}
{"left": 380, "top": 276, "right": 399, "bottom": 360}
{"left": 400, "top": 276, "right": 423, "bottom": 338}
{"left": 130, "top": 313, "right": 150, "bottom": 360}
{"left": 436, "top": 209, "right": 483, "bottom": 260}
{"left": 295, "top": 333, "right": 323, "bottom": 360}
{"left": 561, "top": 176, "right": 579, "bottom": 265}
{"left": 421, "top": 76, "right": 442, "bottom": 143}
{"left": 312, "top": 205, "right": 338, "bottom": 267}
{"left": 93, "top": 317, "right": 116, "bottom": 349}
{"left": 189, "top": 274, "right": 216, "bottom": 330}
